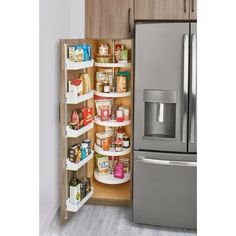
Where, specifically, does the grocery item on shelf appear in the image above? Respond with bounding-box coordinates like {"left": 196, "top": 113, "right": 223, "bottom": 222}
{"left": 82, "top": 107, "right": 93, "bottom": 126}
{"left": 68, "top": 139, "right": 92, "bottom": 164}
{"left": 96, "top": 154, "right": 109, "bottom": 176}
{"left": 83, "top": 139, "right": 91, "bottom": 154}
{"left": 68, "top": 79, "right": 83, "bottom": 95}
{"left": 109, "top": 156, "right": 114, "bottom": 174}
{"left": 79, "top": 73, "right": 91, "bottom": 94}
{"left": 81, "top": 143, "right": 88, "bottom": 160}
{"left": 119, "top": 49, "right": 128, "bottom": 63}
{"left": 70, "top": 108, "right": 83, "bottom": 129}
{"left": 123, "top": 108, "right": 130, "bottom": 121}
{"left": 102, "top": 138, "right": 110, "bottom": 151}
{"left": 70, "top": 107, "right": 93, "bottom": 130}
{"left": 94, "top": 95, "right": 112, "bottom": 117}
{"left": 114, "top": 162, "right": 124, "bottom": 179}
{"left": 96, "top": 44, "right": 112, "bottom": 63}
{"left": 119, "top": 156, "right": 130, "bottom": 173}
{"left": 116, "top": 109, "right": 124, "bottom": 122}
{"left": 102, "top": 80, "right": 110, "bottom": 93}
{"left": 116, "top": 126, "right": 125, "bottom": 140}
{"left": 69, "top": 173, "right": 81, "bottom": 204}
{"left": 122, "top": 135, "right": 130, "bottom": 148}
{"left": 99, "top": 44, "right": 109, "bottom": 56}
{"left": 115, "top": 139, "right": 123, "bottom": 152}
{"left": 96, "top": 68, "right": 114, "bottom": 92}
{"left": 115, "top": 42, "right": 129, "bottom": 63}
{"left": 114, "top": 43, "right": 124, "bottom": 62}
{"left": 68, "top": 144, "right": 81, "bottom": 163}
{"left": 68, "top": 43, "right": 92, "bottom": 62}
{"left": 96, "top": 131, "right": 112, "bottom": 147}
{"left": 100, "top": 105, "right": 110, "bottom": 121}
{"left": 80, "top": 177, "right": 91, "bottom": 199}
{"left": 116, "top": 71, "right": 130, "bottom": 93}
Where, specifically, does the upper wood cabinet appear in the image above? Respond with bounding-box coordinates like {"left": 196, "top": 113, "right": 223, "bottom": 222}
{"left": 134, "top": 0, "right": 196, "bottom": 20}
{"left": 190, "top": 0, "right": 197, "bottom": 20}
{"left": 85, "top": 0, "right": 134, "bottom": 39}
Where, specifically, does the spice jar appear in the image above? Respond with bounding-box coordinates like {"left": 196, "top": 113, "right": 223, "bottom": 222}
{"left": 115, "top": 139, "right": 123, "bottom": 152}
{"left": 100, "top": 105, "right": 110, "bottom": 121}
{"left": 116, "top": 127, "right": 125, "bottom": 140}
{"left": 102, "top": 138, "right": 110, "bottom": 151}
{"left": 122, "top": 135, "right": 130, "bottom": 148}
{"left": 103, "top": 80, "right": 110, "bottom": 93}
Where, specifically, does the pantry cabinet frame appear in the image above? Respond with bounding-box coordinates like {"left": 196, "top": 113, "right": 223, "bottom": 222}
{"left": 60, "top": 38, "right": 134, "bottom": 224}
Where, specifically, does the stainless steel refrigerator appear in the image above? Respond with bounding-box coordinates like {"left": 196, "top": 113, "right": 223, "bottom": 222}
{"left": 133, "top": 22, "right": 197, "bottom": 229}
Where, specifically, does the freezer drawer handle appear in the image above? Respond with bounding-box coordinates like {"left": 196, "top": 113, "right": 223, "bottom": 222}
{"left": 136, "top": 156, "right": 197, "bottom": 167}
{"left": 182, "top": 34, "right": 189, "bottom": 143}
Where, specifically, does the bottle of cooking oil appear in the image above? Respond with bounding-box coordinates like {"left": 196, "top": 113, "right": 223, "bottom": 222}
{"left": 69, "top": 172, "right": 80, "bottom": 204}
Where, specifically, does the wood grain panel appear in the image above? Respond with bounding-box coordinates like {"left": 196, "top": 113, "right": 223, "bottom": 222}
{"left": 86, "top": 0, "right": 134, "bottom": 39}
{"left": 135, "top": 0, "right": 190, "bottom": 20}
{"left": 190, "top": 0, "right": 197, "bottom": 20}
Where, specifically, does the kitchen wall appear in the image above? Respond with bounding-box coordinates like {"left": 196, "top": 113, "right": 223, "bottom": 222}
{"left": 40, "top": 0, "right": 84, "bottom": 235}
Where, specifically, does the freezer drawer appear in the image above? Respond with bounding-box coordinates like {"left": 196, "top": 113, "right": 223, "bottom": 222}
{"left": 133, "top": 151, "right": 197, "bottom": 229}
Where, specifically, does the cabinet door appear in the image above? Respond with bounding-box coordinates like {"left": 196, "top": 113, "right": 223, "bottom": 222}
{"left": 85, "top": 0, "right": 133, "bottom": 39}
{"left": 135, "top": 0, "right": 189, "bottom": 20}
{"left": 190, "top": 0, "right": 197, "bottom": 20}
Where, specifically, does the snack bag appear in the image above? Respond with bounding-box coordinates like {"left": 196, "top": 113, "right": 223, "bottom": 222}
{"left": 82, "top": 107, "right": 93, "bottom": 126}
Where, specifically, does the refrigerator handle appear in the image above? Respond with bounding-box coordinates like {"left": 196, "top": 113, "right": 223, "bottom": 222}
{"left": 136, "top": 156, "right": 197, "bottom": 167}
{"left": 182, "top": 34, "right": 189, "bottom": 143}
{"left": 190, "top": 34, "right": 197, "bottom": 144}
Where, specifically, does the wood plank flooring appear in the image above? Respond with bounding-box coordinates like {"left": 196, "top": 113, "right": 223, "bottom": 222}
{"left": 45, "top": 205, "right": 197, "bottom": 236}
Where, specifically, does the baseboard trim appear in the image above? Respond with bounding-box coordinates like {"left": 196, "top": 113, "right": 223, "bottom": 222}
{"left": 40, "top": 200, "right": 59, "bottom": 236}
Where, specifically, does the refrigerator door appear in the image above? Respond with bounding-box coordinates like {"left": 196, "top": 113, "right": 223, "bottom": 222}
{"left": 188, "top": 23, "right": 197, "bottom": 153}
{"left": 134, "top": 23, "right": 190, "bottom": 152}
{"left": 133, "top": 151, "right": 197, "bottom": 229}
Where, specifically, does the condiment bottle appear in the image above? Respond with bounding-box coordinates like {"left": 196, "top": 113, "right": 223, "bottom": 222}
{"left": 103, "top": 80, "right": 110, "bottom": 93}
{"left": 115, "top": 139, "right": 123, "bottom": 152}
{"left": 122, "top": 135, "right": 130, "bottom": 148}
{"left": 116, "top": 109, "right": 124, "bottom": 122}
{"left": 116, "top": 127, "right": 125, "bottom": 140}
{"left": 69, "top": 172, "right": 81, "bottom": 204}
{"left": 123, "top": 108, "right": 130, "bottom": 121}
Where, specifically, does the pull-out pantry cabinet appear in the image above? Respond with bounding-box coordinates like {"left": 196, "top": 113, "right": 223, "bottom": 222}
{"left": 60, "top": 39, "right": 133, "bottom": 223}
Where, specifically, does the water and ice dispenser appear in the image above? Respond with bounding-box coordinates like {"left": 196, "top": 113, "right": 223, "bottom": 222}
{"left": 144, "top": 90, "right": 177, "bottom": 139}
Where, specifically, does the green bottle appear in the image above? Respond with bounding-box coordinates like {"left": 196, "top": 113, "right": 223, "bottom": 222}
{"left": 69, "top": 172, "right": 80, "bottom": 204}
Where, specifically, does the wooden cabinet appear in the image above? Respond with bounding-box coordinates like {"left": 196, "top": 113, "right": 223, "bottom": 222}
{"left": 60, "top": 38, "right": 133, "bottom": 223}
{"left": 85, "top": 0, "right": 134, "bottom": 39}
{"left": 134, "top": 0, "right": 197, "bottom": 20}
{"left": 190, "top": 0, "right": 197, "bottom": 20}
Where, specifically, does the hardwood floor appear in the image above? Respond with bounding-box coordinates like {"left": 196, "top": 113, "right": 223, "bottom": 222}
{"left": 45, "top": 205, "right": 197, "bottom": 236}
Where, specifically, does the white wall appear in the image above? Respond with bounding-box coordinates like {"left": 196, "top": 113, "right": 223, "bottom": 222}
{"left": 40, "top": 0, "right": 84, "bottom": 235}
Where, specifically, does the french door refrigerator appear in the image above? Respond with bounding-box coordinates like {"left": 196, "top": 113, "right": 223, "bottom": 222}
{"left": 133, "top": 22, "right": 197, "bottom": 229}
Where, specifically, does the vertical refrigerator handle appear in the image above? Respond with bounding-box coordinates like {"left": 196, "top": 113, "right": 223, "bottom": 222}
{"left": 182, "top": 34, "right": 189, "bottom": 143}
{"left": 190, "top": 34, "right": 197, "bottom": 143}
